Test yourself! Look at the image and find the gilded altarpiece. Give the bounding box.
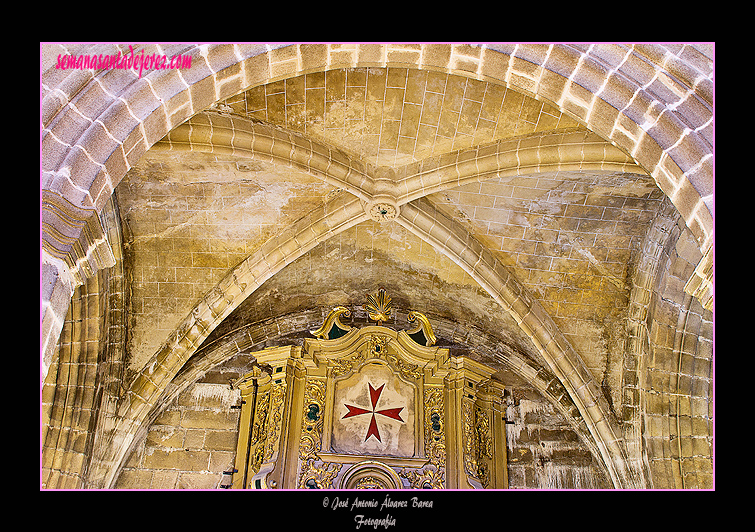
[231,293,508,489]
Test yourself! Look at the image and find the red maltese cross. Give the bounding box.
[342,383,404,442]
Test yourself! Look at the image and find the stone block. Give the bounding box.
[178,472,219,489]
[205,430,237,452]
[151,469,179,489]
[143,448,210,471]
[183,429,206,450]
[357,44,385,66]
[209,451,236,473]
[181,410,238,431]
[146,426,184,449]
[115,469,153,489]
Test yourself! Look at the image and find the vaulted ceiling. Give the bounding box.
[118,65,663,382]
[114,65,668,486]
[41,44,714,489]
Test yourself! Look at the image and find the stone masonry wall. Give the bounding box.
[114,352,606,489]
[642,221,714,489]
[115,382,240,489]
[505,386,610,489]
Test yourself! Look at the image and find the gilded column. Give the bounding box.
[475,379,508,488]
[271,351,309,489]
[443,369,471,489]
[232,368,272,489]
[443,358,503,489]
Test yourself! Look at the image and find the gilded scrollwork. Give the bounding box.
[396,386,447,489]
[424,387,445,470]
[248,389,270,475]
[331,347,369,378]
[407,311,436,346]
[462,399,494,487]
[475,406,493,460]
[264,381,286,462]
[298,378,342,488]
[367,334,390,355]
[399,465,445,489]
[330,335,422,382]
[475,406,493,487]
[462,400,476,479]
[310,306,352,340]
[367,335,422,381]
[379,350,422,381]
[355,475,384,489]
[299,378,326,458]
[299,459,341,489]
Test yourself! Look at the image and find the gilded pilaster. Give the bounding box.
[231,368,272,489]
[443,370,469,489]
[269,351,309,489]
[297,377,340,488]
[475,379,508,488]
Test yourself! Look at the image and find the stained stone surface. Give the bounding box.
[42,45,714,490]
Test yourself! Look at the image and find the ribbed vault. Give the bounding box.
[41,44,714,490]
[97,133,644,488]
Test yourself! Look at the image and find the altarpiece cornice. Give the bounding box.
[230,289,508,489]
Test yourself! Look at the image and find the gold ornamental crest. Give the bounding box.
[365,288,392,325]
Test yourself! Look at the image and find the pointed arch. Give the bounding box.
[41,44,715,371]
[98,191,642,488]
[394,200,639,488]
[41,43,713,489]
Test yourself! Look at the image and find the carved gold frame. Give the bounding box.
[231,297,509,489]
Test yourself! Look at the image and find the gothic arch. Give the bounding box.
[152,112,376,202]
[41,43,714,490]
[155,111,645,206]
[98,188,639,488]
[128,307,611,483]
[395,200,634,487]
[42,44,714,373]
